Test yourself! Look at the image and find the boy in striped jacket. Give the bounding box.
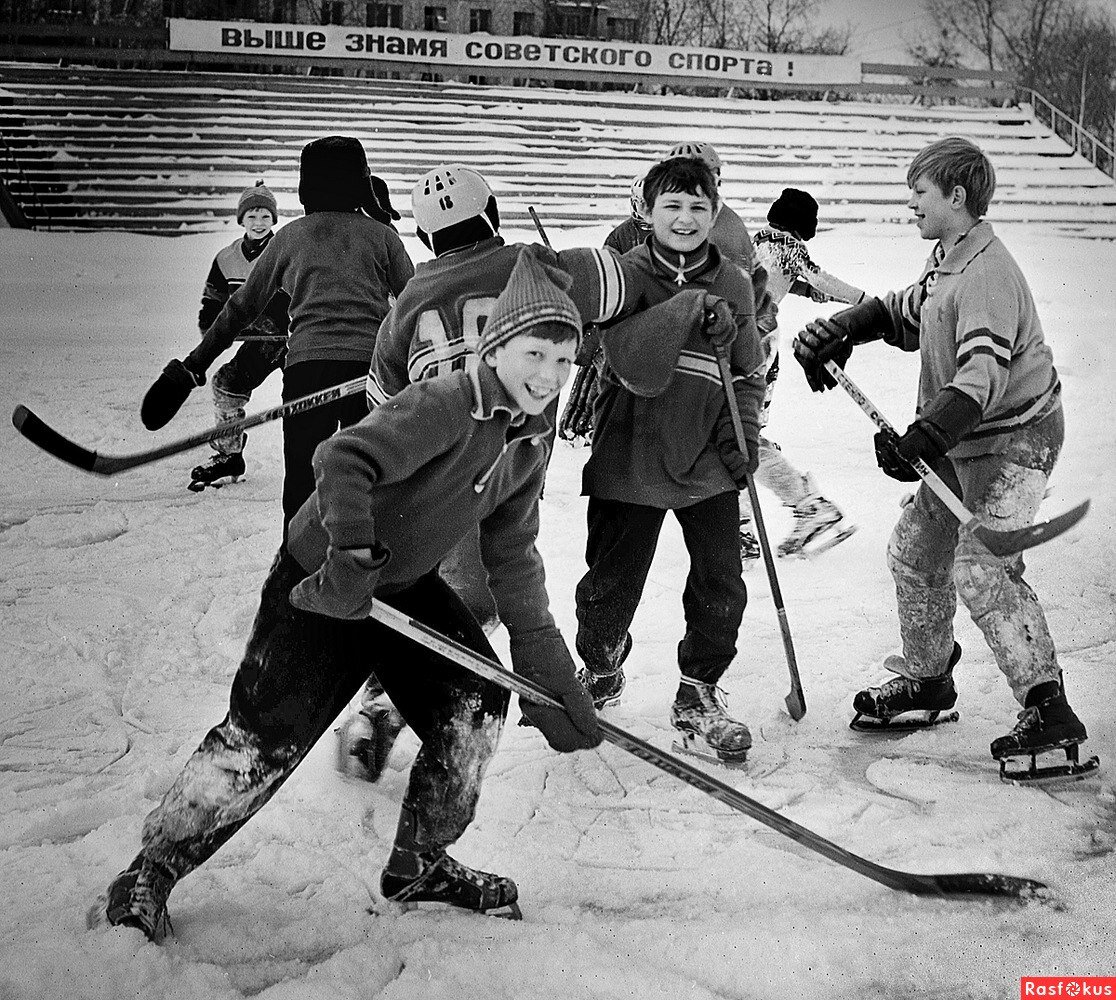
[793,137,1094,782]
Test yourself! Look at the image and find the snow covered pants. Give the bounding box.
[281,360,370,532]
[886,406,1064,704]
[134,548,508,889]
[209,339,286,455]
[575,492,746,689]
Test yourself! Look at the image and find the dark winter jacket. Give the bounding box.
[286,361,557,638]
[585,237,767,509]
[197,233,290,339]
[188,211,415,377]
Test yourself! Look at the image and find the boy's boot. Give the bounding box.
[380,805,521,919]
[188,446,246,492]
[991,677,1099,784]
[576,632,632,710]
[670,676,751,765]
[777,477,855,558]
[336,685,407,782]
[850,642,961,731]
[87,854,175,942]
[738,523,761,566]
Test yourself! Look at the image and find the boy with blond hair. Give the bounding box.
[793,137,1095,783]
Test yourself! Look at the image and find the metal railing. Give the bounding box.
[1019,86,1115,181]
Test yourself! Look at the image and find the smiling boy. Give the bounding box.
[91,247,601,939]
[574,156,767,765]
[793,137,1094,783]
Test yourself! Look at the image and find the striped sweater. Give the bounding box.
[880,221,1060,459]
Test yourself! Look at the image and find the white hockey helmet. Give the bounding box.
[629,172,648,222]
[411,164,494,235]
[666,141,722,176]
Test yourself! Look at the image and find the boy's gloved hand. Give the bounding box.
[793,296,891,392]
[511,631,602,752]
[701,297,737,349]
[873,427,928,481]
[289,544,390,619]
[714,407,758,483]
[140,358,205,430]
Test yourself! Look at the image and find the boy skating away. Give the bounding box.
[188,181,290,491]
[793,137,1095,783]
[90,248,601,941]
[140,136,415,533]
[736,187,863,563]
[575,156,767,764]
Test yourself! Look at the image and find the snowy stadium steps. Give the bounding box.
[2,63,1114,236]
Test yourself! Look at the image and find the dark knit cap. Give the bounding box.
[767,188,819,241]
[237,180,278,223]
[298,136,370,211]
[478,246,581,359]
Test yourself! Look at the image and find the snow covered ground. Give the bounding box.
[0,220,1113,1000]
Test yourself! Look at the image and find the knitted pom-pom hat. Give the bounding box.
[767,187,819,241]
[237,180,278,224]
[478,246,581,359]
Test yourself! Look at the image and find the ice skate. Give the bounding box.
[777,483,856,558]
[188,451,246,491]
[850,643,962,731]
[336,689,407,782]
[87,857,174,942]
[992,680,1099,785]
[738,525,761,567]
[381,853,521,919]
[670,676,751,766]
[576,633,632,710]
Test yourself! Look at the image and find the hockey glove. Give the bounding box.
[793,296,892,392]
[140,358,205,431]
[701,296,737,349]
[713,405,759,485]
[511,630,602,752]
[874,388,983,482]
[288,543,390,620]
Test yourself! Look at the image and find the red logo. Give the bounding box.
[1021,979,1116,998]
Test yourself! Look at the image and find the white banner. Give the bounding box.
[168,19,861,85]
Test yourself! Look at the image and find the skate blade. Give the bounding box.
[187,474,242,492]
[998,744,1101,786]
[380,898,523,920]
[850,709,959,733]
[780,524,857,560]
[671,736,749,767]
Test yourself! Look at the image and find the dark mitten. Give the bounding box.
[793,296,892,392]
[140,358,205,430]
[713,405,759,485]
[874,388,983,482]
[702,296,737,349]
[511,630,601,752]
[288,544,390,619]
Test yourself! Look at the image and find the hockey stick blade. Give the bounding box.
[12,376,365,477]
[972,499,1090,557]
[367,599,1051,903]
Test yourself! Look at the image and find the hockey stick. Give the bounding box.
[367,598,1049,902]
[527,205,551,249]
[713,347,806,721]
[825,362,1090,557]
[11,376,366,477]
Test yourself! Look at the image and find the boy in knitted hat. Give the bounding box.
[140,135,415,531]
[734,187,865,562]
[90,246,601,939]
[187,180,290,491]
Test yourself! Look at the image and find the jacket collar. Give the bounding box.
[649,235,719,286]
[467,361,553,437]
[935,220,995,274]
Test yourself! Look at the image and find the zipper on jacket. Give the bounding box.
[473,432,542,494]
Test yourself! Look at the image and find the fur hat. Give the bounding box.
[767,188,818,241]
[478,247,581,359]
[298,136,371,211]
[237,180,278,224]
